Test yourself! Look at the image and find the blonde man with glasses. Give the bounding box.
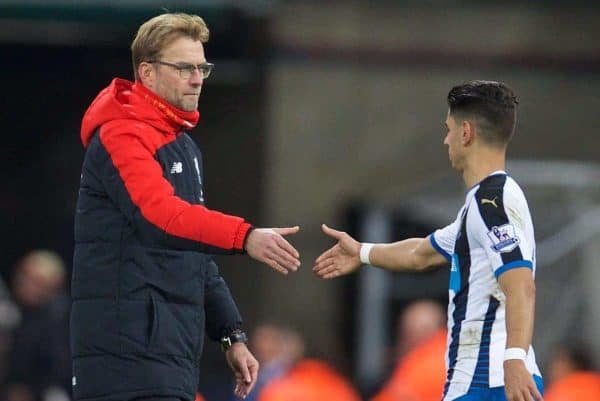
[72,13,300,401]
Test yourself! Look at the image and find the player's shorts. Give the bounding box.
[449,375,543,401]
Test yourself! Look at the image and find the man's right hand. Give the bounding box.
[244,227,301,274]
[313,224,362,279]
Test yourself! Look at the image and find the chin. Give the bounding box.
[181,103,198,112]
[448,156,455,168]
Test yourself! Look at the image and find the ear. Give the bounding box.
[461,120,475,146]
[138,62,155,87]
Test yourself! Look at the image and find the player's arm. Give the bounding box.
[498,268,536,359]
[313,224,447,279]
[369,237,447,272]
[498,268,542,401]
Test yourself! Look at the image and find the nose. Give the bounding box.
[188,68,204,85]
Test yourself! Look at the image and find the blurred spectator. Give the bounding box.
[0,276,21,383]
[544,342,600,401]
[0,277,21,330]
[2,250,70,401]
[247,323,360,401]
[393,299,446,360]
[371,299,447,401]
[236,323,301,401]
[258,359,362,401]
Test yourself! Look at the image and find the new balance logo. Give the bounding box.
[170,162,183,174]
[481,197,499,208]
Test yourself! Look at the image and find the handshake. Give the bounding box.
[244,224,362,279]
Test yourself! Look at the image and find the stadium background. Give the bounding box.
[1,0,599,400]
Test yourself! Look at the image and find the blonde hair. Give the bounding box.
[131,13,210,80]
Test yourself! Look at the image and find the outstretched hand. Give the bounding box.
[225,343,259,399]
[313,224,362,279]
[244,226,301,274]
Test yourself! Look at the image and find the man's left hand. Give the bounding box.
[225,342,259,399]
[503,360,543,401]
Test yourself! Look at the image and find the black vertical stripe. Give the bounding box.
[469,297,500,389]
[475,174,523,265]
[443,208,472,398]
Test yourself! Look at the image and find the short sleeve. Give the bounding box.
[474,188,534,278]
[429,209,463,262]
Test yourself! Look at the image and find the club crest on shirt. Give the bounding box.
[487,223,520,253]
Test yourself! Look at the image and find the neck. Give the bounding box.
[462,146,506,188]
[132,81,199,130]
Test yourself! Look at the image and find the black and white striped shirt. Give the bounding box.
[430,171,542,400]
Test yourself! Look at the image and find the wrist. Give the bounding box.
[220,330,248,352]
[504,347,527,362]
[242,227,255,254]
[360,243,374,264]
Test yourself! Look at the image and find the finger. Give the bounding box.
[313,257,334,272]
[313,258,335,273]
[234,375,243,397]
[272,226,300,236]
[316,265,340,278]
[266,258,288,275]
[321,223,345,240]
[528,380,543,401]
[249,360,259,383]
[515,389,527,401]
[315,246,337,265]
[269,246,300,271]
[240,361,251,384]
[263,250,291,272]
[236,377,250,398]
[273,235,301,260]
[322,270,344,279]
[524,386,538,401]
[269,240,301,268]
[245,367,258,394]
[313,259,335,274]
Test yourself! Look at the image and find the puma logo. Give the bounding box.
[481,197,499,208]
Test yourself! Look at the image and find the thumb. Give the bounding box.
[239,360,251,383]
[321,224,344,239]
[272,226,300,236]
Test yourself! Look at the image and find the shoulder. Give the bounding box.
[502,176,529,205]
[473,174,529,213]
[499,176,532,228]
[475,174,507,199]
[99,120,173,155]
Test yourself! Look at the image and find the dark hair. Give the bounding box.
[447,80,518,146]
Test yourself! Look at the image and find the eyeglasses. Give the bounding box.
[149,60,214,80]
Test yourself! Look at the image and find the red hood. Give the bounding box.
[80,78,200,147]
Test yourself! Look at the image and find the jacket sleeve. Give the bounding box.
[204,258,243,340]
[95,123,251,253]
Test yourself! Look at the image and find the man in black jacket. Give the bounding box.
[71,13,300,401]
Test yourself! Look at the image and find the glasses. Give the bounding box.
[149,60,214,80]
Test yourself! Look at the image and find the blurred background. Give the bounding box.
[1,0,599,400]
